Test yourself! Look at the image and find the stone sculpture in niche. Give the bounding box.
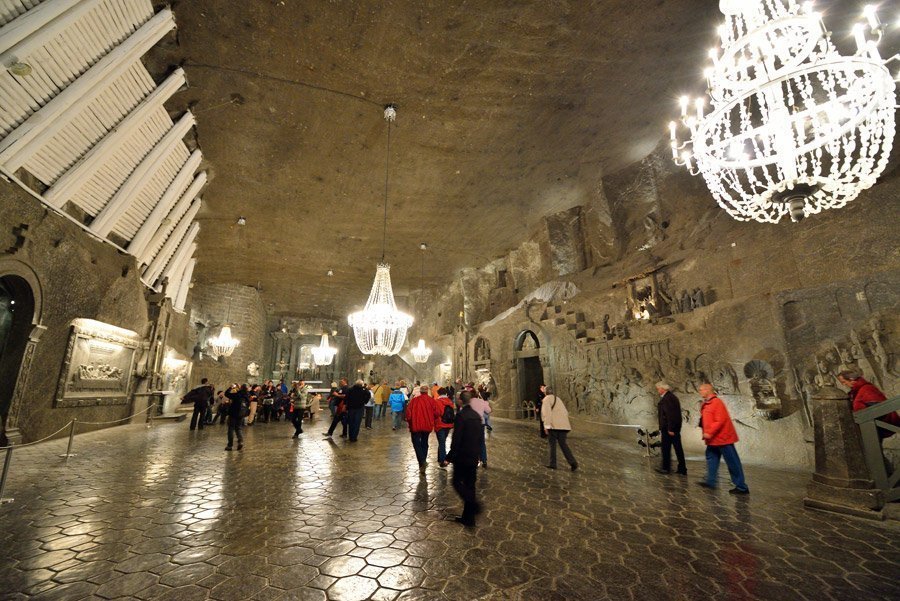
[474,338,491,362]
[744,359,782,419]
[77,363,124,382]
[601,314,612,339]
[247,361,260,377]
[848,329,878,384]
[690,288,706,310]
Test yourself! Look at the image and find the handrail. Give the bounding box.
[852,395,900,423]
[490,406,642,429]
[852,395,900,503]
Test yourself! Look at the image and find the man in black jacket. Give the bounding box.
[447,391,484,527]
[345,380,370,442]
[224,384,248,451]
[655,381,686,475]
[186,379,214,431]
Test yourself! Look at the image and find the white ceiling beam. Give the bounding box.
[43,68,187,208]
[131,161,205,264]
[0,0,103,65]
[90,111,195,238]
[164,240,196,294]
[173,258,196,313]
[142,202,200,284]
[0,8,175,172]
[147,221,198,287]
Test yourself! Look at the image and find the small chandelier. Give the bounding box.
[208,325,239,358]
[311,333,337,366]
[348,105,414,356]
[670,1,897,223]
[207,295,240,358]
[411,243,432,364]
[411,338,432,364]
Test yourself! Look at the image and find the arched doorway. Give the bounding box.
[0,275,36,443]
[514,330,544,413]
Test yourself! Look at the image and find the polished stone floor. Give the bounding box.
[0,415,898,601]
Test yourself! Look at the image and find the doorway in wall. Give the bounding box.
[0,275,36,424]
[515,330,544,409]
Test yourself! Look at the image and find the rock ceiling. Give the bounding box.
[149,0,877,317]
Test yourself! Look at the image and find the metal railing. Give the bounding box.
[0,403,157,505]
[853,395,900,503]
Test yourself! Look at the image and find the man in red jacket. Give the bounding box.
[406,385,442,472]
[698,383,749,494]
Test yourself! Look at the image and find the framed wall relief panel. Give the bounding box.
[55,319,143,408]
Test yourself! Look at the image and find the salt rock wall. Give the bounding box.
[410,143,900,470]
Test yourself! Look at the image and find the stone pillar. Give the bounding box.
[509,358,520,417]
[288,335,300,380]
[803,385,884,518]
[5,324,47,444]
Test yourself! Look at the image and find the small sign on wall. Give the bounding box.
[54,319,142,408]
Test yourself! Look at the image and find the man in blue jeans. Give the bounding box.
[698,383,749,494]
[344,380,370,442]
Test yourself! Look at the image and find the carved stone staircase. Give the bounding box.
[538,303,603,344]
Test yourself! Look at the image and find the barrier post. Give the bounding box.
[0,447,13,504]
[59,419,77,461]
[146,401,155,428]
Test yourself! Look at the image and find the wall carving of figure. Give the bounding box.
[601,314,612,339]
[743,359,782,419]
[690,288,706,311]
[869,317,894,380]
[848,328,878,385]
[474,338,491,362]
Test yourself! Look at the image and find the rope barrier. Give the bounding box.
[0,402,157,504]
[77,402,156,426]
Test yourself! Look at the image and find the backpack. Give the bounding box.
[440,403,455,425]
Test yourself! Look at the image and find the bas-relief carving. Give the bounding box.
[55,320,142,408]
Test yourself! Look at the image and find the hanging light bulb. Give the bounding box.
[349,105,414,355]
[670,0,897,223]
[411,338,432,364]
[310,333,337,366]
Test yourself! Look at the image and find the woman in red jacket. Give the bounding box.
[698,383,749,494]
[434,388,456,468]
[838,370,898,439]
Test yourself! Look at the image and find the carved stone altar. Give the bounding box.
[803,385,884,519]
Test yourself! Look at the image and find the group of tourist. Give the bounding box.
[181,366,897,526]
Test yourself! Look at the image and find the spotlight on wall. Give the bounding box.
[236,216,246,226]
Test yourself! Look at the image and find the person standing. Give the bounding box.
[389,384,408,431]
[838,369,900,439]
[212,390,229,425]
[434,388,455,467]
[224,384,248,451]
[468,391,492,468]
[186,378,214,431]
[345,380,369,442]
[655,382,687,475]
[698,383,749,494]
[447,391,484,527]
[372,380,390,419]
[540,387,579,471]
[406,385,441,472]
[364,384,376,429]
[247,385,260,426]
[290,389,305,439]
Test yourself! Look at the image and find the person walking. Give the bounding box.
[323,390,348,439]
[468,391,492,468]
[224,384,248,451]
[212,390,229,425]
[655,381,687,475]
[535,384,548,438]
[186,378,214,431]
[434,388,455,467]
[406,385,441,472]
[447,391,484,527]
[540,387,579,471]
[698,383,749,494]
[389,384,408,431]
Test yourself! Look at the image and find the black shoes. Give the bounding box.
[697,481,715,489]
[454,516,476,528]
[545,465,557,470]
[729,487,750,495]
[224,446,232,451]
[571,463,578,472]
[237,444,243,451]
[656,468,671,474]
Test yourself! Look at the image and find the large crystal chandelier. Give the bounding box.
[670,0,897,223]
[348,105,413,355]
[410,243,432,364]
[208,325,239,358]
[310,333,337,366]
